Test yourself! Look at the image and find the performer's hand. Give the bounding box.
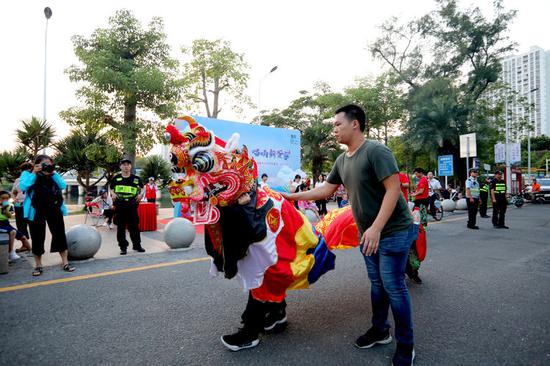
[111,192,118,200]
[361,227,381,256]
[33,164,42,174]
[469,197,474,203]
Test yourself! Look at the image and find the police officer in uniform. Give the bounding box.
[490,170,509,229]
[478,177,491,218]
[465,168,481,229]
[110,157,146,255]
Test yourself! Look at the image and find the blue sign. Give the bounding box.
[174,116,301,191]
[438,155,454,176]
[473,158,480,169]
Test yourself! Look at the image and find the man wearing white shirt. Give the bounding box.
[427,172,442,217]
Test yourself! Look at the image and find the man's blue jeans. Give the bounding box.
[361,224,416,346]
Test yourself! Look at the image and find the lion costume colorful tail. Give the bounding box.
[165,116,360,303]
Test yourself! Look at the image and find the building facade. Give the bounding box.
[500,46,550,138]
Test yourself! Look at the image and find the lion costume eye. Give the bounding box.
[192,151,215,173]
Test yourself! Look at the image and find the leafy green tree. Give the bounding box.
[54,129,106,191]
[371,0,517,179]
[181,39,251,118]
[15,117,56,158]
[136,155,172,188]
[260,87,345,181]
[66,9,180,165]
[344,75,405,144]
[0,148,28,184]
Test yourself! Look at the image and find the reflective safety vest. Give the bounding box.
[480,184,489,193]
[113,176,141,200]
[494,181,506,195]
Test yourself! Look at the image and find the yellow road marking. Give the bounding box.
[0,257,210,293]
[430,215,468,224]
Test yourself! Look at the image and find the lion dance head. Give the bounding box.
[165,116,258,224]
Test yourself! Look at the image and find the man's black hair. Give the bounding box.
[261,173,268,179]
[335,104,367,132]
[0,190,10,197]
[294,174,301,180]
[413,167,424,174]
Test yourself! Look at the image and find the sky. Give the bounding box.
[1,0,549,153]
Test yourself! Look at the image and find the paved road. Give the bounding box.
[1,205,549,365]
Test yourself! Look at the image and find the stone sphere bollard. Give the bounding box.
[441,199,456,212]
[164,218,196,249]
[455,198,467,210]
[67,225,102,260]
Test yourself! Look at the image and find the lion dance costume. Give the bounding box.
[165,116,359,351]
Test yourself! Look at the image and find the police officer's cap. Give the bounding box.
[469,168,478,173]
[119,157,132,165]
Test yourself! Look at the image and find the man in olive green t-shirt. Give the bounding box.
[282,105,416,366]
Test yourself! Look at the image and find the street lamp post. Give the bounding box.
[258,66,278,123]
[43,7,52,122]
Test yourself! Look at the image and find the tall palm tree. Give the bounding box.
[16,117,56,158]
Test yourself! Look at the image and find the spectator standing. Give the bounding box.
[110,158,146,255]
[259,173,269,189]
[145,177,159,203]
[314,174,328,216]
[491,170,508,229]
[11,162,33,252]
[335,184,346,207]
[290,175,302,209]
[399,171,410,202]
[410,168,429,226]
[465,168,480,230]
[427,172,442,217]
[20,155,75,276]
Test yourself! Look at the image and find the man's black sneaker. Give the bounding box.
[467,225,479,230]
[133,247,146,253]
[120,249,127,255]
[354,327,392,349]
[264,310,287,332]
[392,343,415,366]
[481,215,491,218]
[499,225,509,229]
[221,328,260,351]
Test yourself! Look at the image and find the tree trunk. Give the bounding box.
[212,77,220,118]
[384,121,388,146]
[124,102,138,167]
[201,71,212,118]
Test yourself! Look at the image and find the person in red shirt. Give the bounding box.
[145,177,158,203]
[399,171,410,202]
[410,167,429,224]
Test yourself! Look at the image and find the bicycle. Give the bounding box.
[430,197,444,221]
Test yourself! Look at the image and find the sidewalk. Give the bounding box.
[13,207,204,269]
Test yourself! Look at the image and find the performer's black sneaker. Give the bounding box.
[264,310,287,332]
[221,328,259,351]
[120,249,127,255]
[133,246,146,253]
[392,343,415,366]
[498,225,509,229]
[355,327,392,349]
